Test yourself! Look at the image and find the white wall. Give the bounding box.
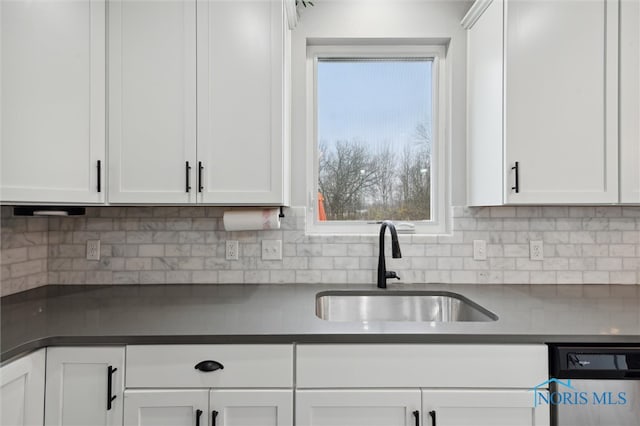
[289,0,472,208]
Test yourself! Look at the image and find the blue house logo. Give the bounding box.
[530,378,627,407]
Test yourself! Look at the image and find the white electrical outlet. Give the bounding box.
[530,240,544,261]
[262,240,282,260]
[86,240,100,260]
[473,240,487,261]
[226,240,239,260]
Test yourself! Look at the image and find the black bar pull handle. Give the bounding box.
[511,161,519,193]
[195,409,203,426]
[194,360,224,372]
[212,410,219,426]
[107,366,117,410]
[413,410,420,426]
[186,161,192,192]
[198,162,204,192]
[429,410,436,426]
[97,160,102,193]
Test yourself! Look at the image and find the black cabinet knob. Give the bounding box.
[194,360,224,372]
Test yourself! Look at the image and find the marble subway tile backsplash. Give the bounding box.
[2,205,640,296]
[46,205,640,287]
[0,206,49,296]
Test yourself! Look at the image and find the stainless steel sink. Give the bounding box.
[316,290,498,322]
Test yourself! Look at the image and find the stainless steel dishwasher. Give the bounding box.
[549,345,640,426]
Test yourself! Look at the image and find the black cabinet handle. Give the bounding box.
[97,160,102,193]
[511,161,519,193]
[195,409,202,426]
[186,161,192,192]
[198,162,204,192]
[107,366,117,410]
[212,410,219,426]
[194,360,224,372]
[413,410,419,426]
[429,410,436,426]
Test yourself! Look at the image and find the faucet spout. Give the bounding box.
[377,220,402,289]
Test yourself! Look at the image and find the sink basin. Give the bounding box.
[315,290,498,322]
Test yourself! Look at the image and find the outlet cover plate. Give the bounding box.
[262,240,282,260]
[86,240,100,260]
[226,240,239,260]
[530,240,544,261]
[473,240,487,261]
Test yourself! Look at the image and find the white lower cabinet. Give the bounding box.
[0,349,46,426]
[296,390,421,426]
[422,390,547,426]
[123,389,292,426]
[210,389,293,426]
[7,344,549,426]
[123,345,294,426]
[296,344,550,426]
[123,389,209,426]
[296,390,546,426]
[44,347,125,426]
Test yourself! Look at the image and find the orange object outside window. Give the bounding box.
[317,192,327,221]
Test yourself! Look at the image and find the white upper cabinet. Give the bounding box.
[0,0,105,204]
[620,0,640,203]
[108,0,290,205]
[464,0,619,205]
[465,0,504,206]
[504,0,618,204]
[108,0,197,204]
[196,0,289,205]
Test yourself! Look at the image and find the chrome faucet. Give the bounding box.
[377,220,402,289]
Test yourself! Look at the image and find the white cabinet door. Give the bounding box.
[0,0,105,204]
[197,0,289,205]
[422,390,549,426]
[504,0,618,204]
[108,0,197,204]
[123,389,209,426]
[210,389,292,426]
[45,347,124,426]
[296,389,421,426]
[620,0,640,203]
[0,349,45,426]
[465,0,504,206]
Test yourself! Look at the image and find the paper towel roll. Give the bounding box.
[223,209,281,231]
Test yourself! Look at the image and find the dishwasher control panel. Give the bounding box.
[550,346,640,379]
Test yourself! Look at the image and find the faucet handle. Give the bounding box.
[386,271,400,280]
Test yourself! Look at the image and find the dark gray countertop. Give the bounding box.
[2,283,640,362]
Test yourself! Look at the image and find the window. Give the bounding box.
[307,45,448,234]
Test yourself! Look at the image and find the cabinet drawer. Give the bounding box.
[126,345,292,388]
[297,344,547,388]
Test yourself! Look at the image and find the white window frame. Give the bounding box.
[306,44,449,235]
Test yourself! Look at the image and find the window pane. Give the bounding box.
[317,59,433,222]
